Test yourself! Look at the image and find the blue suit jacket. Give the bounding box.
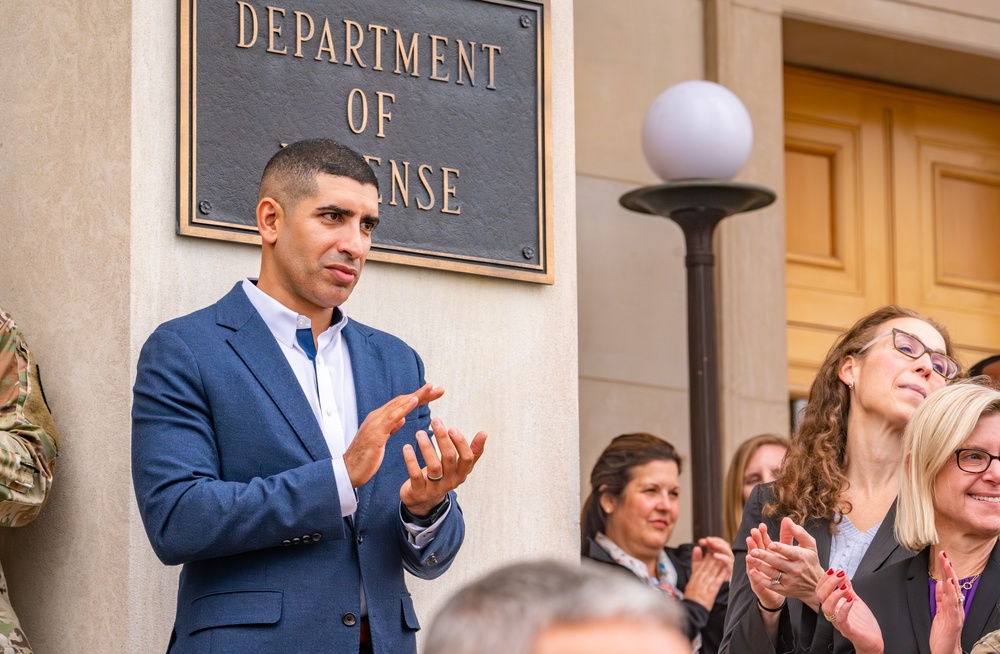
[132,283,464,653]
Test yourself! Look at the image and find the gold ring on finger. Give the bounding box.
[824,611,837,622]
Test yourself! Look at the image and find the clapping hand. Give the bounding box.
[399,416,487,517]
[816,568,884,654]
[747,517,825,610]
[684,536,734,610]
[929,551,964,654]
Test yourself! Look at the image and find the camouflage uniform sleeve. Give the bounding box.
[0,306,59,528]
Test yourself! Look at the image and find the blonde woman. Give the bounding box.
[818,380,1000,653]
[723,434,788,543]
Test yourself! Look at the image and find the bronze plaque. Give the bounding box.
[179,0,553,283]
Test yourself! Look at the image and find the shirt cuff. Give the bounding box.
[332,457,358,518]
[399,496,452,549]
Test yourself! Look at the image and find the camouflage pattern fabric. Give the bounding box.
[974,630,1000,654]
[0,306,60,654]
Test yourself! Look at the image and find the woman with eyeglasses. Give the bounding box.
[720,306,960,654]
[818,380,1000,653]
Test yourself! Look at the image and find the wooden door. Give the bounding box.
[785,67,1000,395]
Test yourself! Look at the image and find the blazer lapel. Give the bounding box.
[343,322,388,529]
[905,549,933,654]
[814,520,832,569]
[217,285,331,463]
[961,539,1000,652]
[856,500,906,577]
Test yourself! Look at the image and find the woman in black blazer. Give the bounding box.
[722,306,960,654]
[819,380,1000,654]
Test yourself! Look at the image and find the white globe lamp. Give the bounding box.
[641,80,754,181]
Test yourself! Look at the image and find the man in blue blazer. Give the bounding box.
[132,139,488,653]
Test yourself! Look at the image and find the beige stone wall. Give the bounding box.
[1,0,578,651]
[0,1,134,651]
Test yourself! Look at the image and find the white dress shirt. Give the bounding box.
[241,279,447,546]
[243,278,360,516]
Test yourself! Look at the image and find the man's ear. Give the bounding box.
[257,197,283,245]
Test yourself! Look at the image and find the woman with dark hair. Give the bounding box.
[723,434,789,543]
[582,433,733,654]
[719,306,961,653]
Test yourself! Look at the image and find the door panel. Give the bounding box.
[894,102,1000,359]
[784,69,892,394]
[786,67,1000,392]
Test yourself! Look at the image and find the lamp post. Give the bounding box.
[619,82,776,539]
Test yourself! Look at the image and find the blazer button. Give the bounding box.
[302,534,311,543]
[427,554,438,565]
[292,537,301,545]
[282,539,291,547]
[342,612,357,627]
[312,532,322,542]
[357,533,364,545]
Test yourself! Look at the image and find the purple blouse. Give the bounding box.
[928,575,981,619]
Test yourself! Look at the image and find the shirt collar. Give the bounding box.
[241,278,348,350]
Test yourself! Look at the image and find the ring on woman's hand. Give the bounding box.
[824,610,838,622]
[427,474,444,482]
[770,571,783,585]
[957,594,965,604]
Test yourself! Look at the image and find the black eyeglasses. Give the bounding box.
[955,448,1000,473]
[858,328,960,380]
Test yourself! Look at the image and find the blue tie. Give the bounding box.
[296,328,317,361]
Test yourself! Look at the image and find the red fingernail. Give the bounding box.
[836,571,845,578]
[827,568,834,575]
[943,551,948,559]
[847,596,853,602]
[840,584,848,591]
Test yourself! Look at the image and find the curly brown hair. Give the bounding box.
[765,306,956,529]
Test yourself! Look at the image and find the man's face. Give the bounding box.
[262,173,379,316]
[533,618,690,654]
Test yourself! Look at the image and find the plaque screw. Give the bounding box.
[520,15,532,28]
[522,246,535,259]
[198,200,213,215]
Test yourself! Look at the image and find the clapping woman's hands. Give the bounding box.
[745,524,785,611]
[684,536,734,611]
[929,551,964,654]
[747,517,826,610]
[817,568,884,654]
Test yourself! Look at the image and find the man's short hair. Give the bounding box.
[258,138,379,210]
[423,560,684,654]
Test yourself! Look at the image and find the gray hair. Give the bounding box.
[423,559,685,654]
